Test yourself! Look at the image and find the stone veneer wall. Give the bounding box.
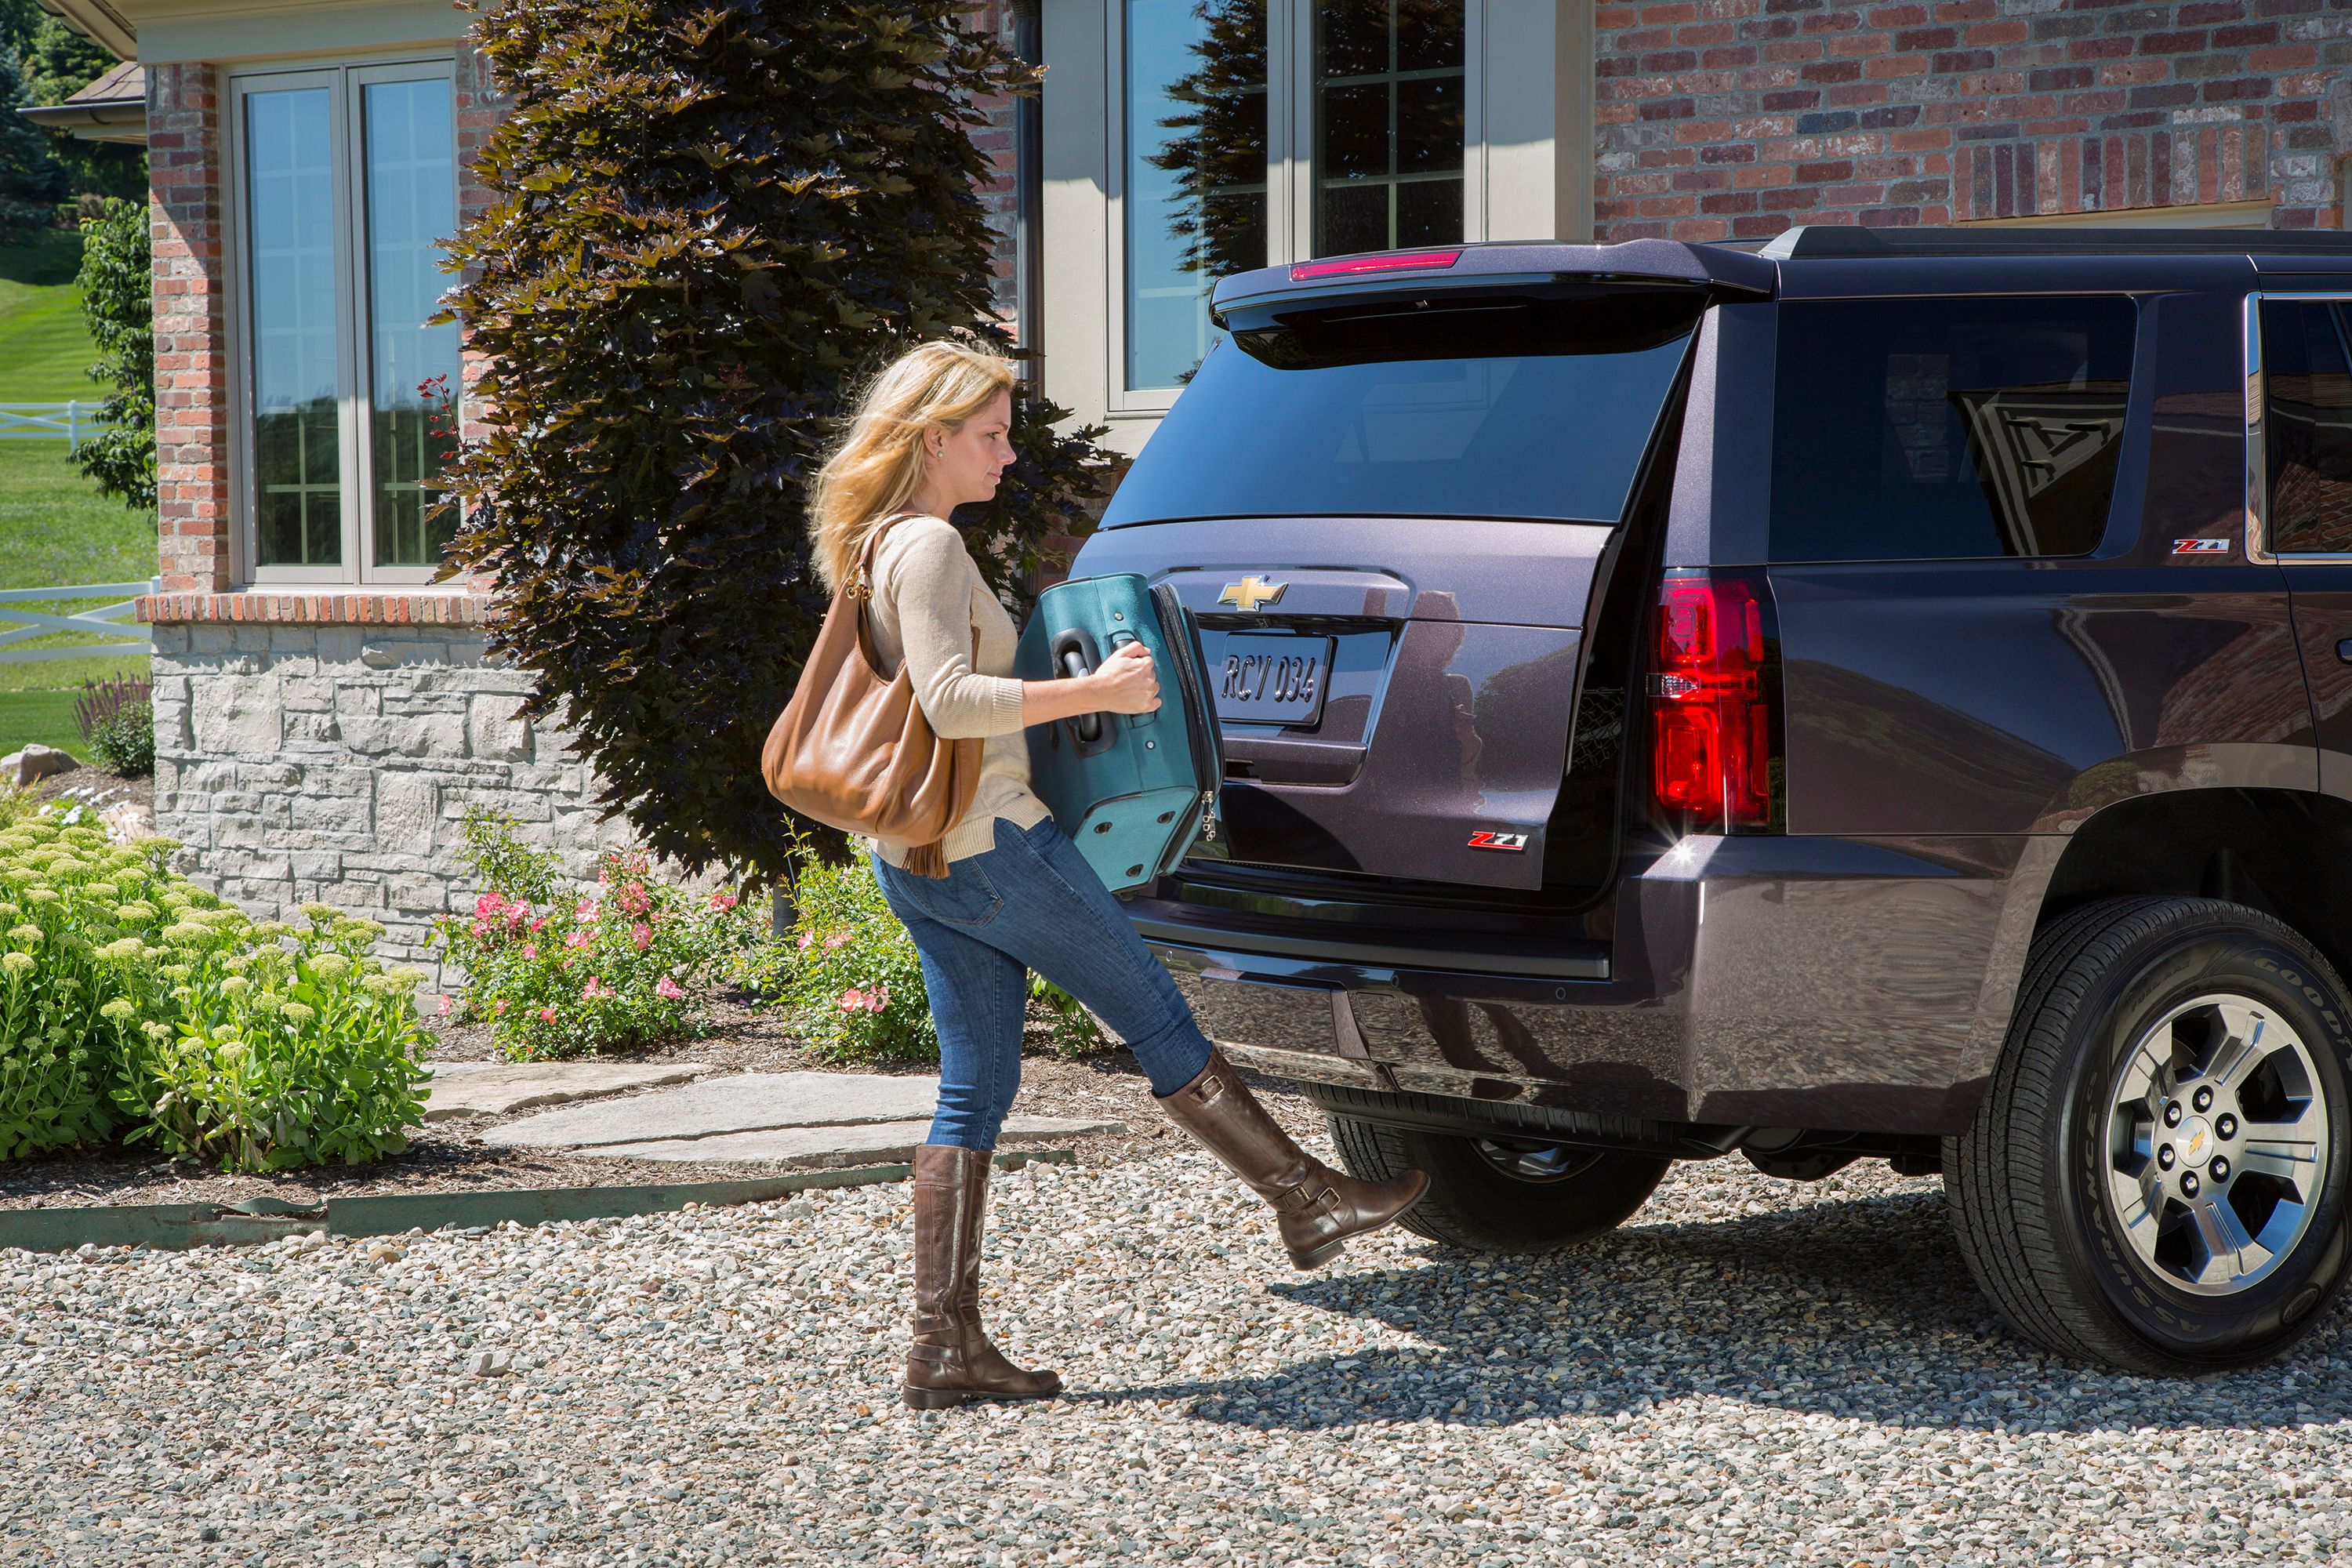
[151,618,637,979]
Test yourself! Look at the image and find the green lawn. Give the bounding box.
[0,230,101,405]
[0,235,156,763]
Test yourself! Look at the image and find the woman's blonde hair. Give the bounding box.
[808,341,1019,593]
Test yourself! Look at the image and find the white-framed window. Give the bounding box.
[1109,0,1482,411]
[227,57,460,586]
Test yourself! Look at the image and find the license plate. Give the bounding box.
[1214,633,1331,727]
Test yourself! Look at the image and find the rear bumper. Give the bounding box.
[1136,833,2034,1138]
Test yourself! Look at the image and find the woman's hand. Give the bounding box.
[1088,638,1161,714]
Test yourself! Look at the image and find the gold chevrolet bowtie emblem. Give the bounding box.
[1218,575,1288,612]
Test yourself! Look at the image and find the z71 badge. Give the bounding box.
[1467,831,1529,851]
[2172,537,2231,555]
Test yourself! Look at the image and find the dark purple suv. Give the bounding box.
[1066,225,2352,1374]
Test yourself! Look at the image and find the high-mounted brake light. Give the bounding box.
[1287,249,1463,282]
[1650,574,1774,831]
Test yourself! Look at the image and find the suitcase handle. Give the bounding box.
[1050,627,1107,746]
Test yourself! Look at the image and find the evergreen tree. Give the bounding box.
[441,0,1109,882]
[0,45,67,239]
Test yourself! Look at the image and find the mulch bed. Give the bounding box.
[0,993,1323,1214]
[22,757,153,826]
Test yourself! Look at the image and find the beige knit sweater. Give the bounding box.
[862,514,1051,869]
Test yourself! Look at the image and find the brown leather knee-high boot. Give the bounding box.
[1159,1049,1429,1269]
[902,1144,1062,1410]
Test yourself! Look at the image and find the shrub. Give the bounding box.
[76,674,154,777]
[772,851,938,1065]
[0,812,431,1169]
[70,196,156,510]
[439,0,1109,888]
[432,810,759,1060]
[764,848,1110,1065]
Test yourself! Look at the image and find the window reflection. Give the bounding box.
[363,78,460,568]
[1127,0,1267,391]
[1315,0,1465,258]
[2263,299,2352,554]
[247,87,341,568]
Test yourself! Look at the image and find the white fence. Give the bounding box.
[0,403,114,444]
[0,581,158,665]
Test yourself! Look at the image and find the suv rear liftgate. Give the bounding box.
[1073,242,1770,1108]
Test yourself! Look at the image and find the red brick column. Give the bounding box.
[1594,0,2352,243]
[148,63,232,594]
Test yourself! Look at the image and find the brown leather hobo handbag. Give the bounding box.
[762,515,983,878]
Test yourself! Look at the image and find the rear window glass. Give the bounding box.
[1103,289,1700,526]
[1768,296,2137,563]
[2260,298,2352,554]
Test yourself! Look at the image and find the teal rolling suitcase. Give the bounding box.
[1015,574,1222,895]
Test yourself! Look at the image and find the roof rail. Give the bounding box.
[1756,226,2352,260]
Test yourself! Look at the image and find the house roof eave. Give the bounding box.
[34,0,137,61]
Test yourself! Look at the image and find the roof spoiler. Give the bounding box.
[1208,238,1776,318]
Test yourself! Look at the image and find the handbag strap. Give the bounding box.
[849,511,982,667]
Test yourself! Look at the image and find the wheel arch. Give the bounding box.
[1949,788,2352,1128]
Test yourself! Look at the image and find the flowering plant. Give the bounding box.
[431,810,759,1059]
[770,851,936,1063]
[0,810,430,1171]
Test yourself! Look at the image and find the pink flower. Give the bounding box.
[521,942,538,961]
[469,920,490,939]
[618,884,651,916]
[475,892,506,919]
[824,931,853,950]
[561,956,575,971]
[838,988,866,1011]
[493,998,506,1017]
[582,976,610,1000]
[538,1007,557,1023]
[576,897,600,922]
[632,923,652,952]
[655,975,685,1000]
[530,916,546,933]
[706,892,739,913]
[866,985,889,1013]
[437,994,452,1014]
[795,931,813,951]
[565,931,591,950]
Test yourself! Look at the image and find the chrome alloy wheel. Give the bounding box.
[1472,1138,1603,1185]
[2104,993,2333,1297]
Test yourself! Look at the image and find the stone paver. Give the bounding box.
[422,1061,710,1123]
[479,1072,944,1150]
[576,1115,1128,1169]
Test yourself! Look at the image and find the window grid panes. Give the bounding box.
[363,78,462,568]
[246,86,343,568]
[239,64,457,580]
[1313,0,1465,258]
[1125,0,1269,393]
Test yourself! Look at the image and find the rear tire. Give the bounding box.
[1946,896,2352,1374]
[1327,1114,1668,1254]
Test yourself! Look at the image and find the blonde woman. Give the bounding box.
[808,341,1427,1409]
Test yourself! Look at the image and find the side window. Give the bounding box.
[1769,296,2137,563]
[2259,299,2352,555]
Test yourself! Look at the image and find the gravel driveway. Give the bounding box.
[5,1148,2348,1566]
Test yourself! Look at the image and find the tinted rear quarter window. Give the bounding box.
[1104,288,1700,526]
[2260,298,2352,554]
[1769,296,2138,563]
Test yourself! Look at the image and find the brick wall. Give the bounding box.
[147,63,230,595]
[1595,0,2352,241]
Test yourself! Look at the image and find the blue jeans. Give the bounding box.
[869,816,1215,1151]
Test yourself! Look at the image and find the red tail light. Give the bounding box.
[1288,249,1463,282]
[1650,573,1774,830]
